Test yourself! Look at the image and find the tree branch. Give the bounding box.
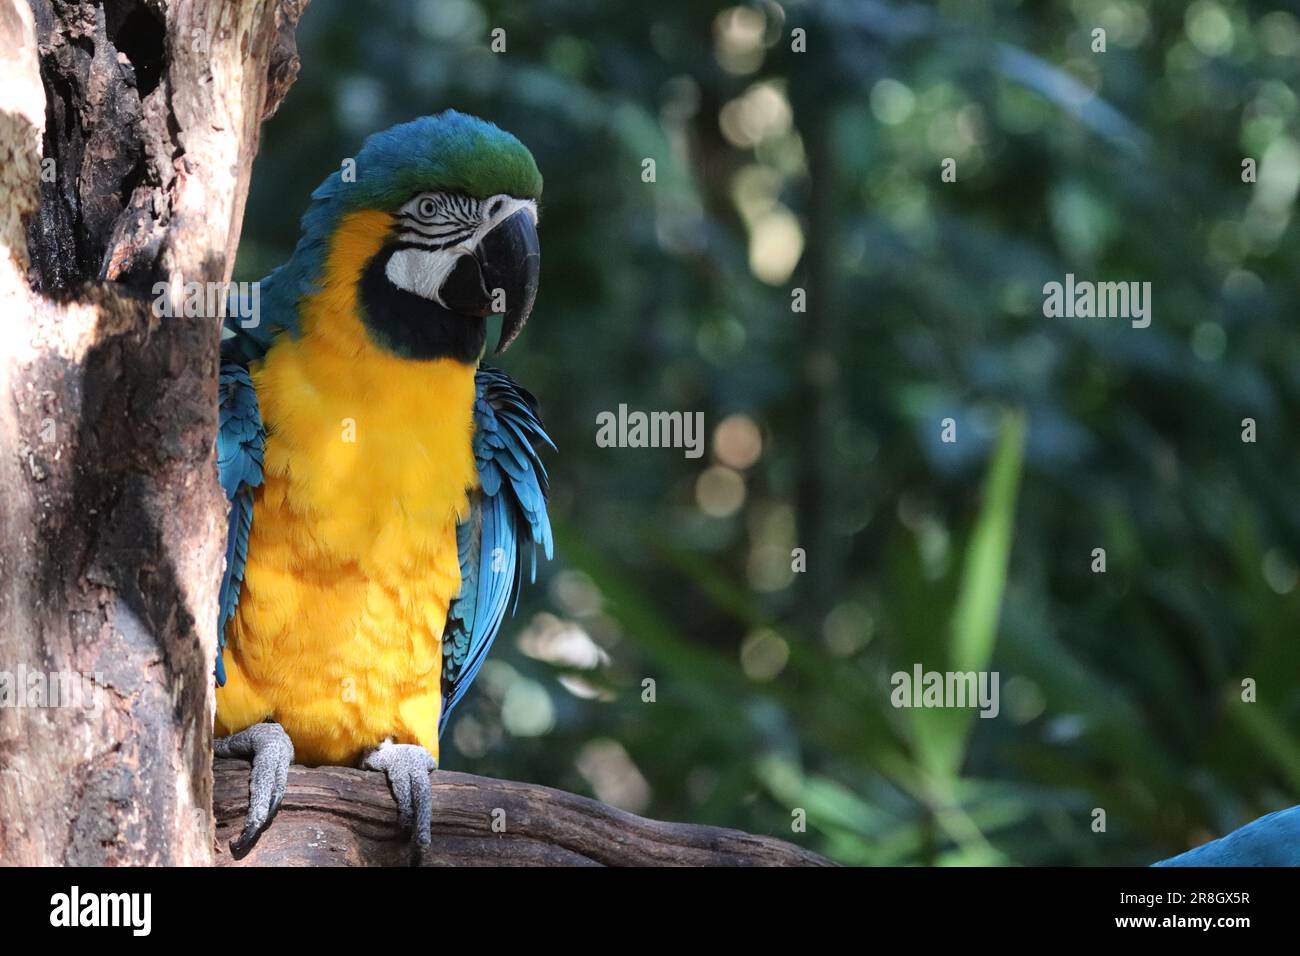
[213,759,832,867]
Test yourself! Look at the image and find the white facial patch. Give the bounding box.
[386,192,538,302]
[385,247,461,303]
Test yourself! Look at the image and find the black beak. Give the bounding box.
[477,209,540,354]
[437,209,539,353]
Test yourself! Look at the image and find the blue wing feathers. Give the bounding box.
[215,364,266,687]
[440,366,554,735]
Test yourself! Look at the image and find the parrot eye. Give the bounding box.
[416,197,440,219]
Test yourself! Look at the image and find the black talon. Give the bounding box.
[214,721,294,857]
[362,742,439,851]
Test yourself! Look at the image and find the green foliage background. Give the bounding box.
[235,0,1300,865]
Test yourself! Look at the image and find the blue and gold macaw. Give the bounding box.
[1153,806,1300,866]
[214,111,553,851]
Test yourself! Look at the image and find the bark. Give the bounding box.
[214,759,831,867]
[0,0,306,866]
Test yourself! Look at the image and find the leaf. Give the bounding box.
[912,409,1026,781]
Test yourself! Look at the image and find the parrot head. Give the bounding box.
[277,111,543,362]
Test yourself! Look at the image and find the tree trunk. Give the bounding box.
[0,0,306,866]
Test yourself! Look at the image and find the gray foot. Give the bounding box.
[214,721,294,856]
[362,741,438,848]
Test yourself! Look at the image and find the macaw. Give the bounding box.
[214,111,553,852]
[1153,805,1300,866]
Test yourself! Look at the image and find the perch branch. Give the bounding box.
[214,759,831,867]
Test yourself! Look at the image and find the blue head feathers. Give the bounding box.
[227,111,542,360]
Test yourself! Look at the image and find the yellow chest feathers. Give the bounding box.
[251,340,478,577]
[215,210,480,764]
